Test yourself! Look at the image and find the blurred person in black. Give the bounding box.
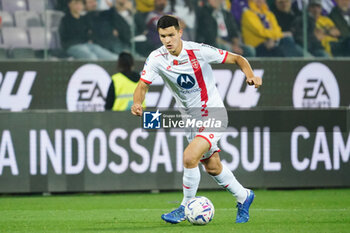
[271,0,297,32]
[329,0,350,56]
[115,0,134,26]
[105,52,145,111]
[169,0,197,41]
[59,0,119,60]
[290,0,329,57]
[145,0,170,49]
[196,0,255,57]
[86,0,131,54]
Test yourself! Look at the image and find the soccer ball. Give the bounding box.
[184,196,215,225]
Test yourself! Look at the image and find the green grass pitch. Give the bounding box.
[0,189,349,233]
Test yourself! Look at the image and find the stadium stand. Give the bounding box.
[28,27,57,50]
[1,0,27,13]
[28,0,46,12]
[42,10,65,29]
[0,11,14,26]
[2,27,36,59]
[2,27,30,48]
[14,10,42,28]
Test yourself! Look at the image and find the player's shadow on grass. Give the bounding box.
[84,224,190,232]
[83,220,192,232]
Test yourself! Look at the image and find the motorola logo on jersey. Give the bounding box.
[177,74,196,89]
[293,62,339,108]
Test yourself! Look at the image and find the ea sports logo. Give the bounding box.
[293,62,339,108]
[177,74,196,89]
[66,64,111,111]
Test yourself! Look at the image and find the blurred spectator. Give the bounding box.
[230,0,248,24]
[103,0,153,58]
[293,0,335,15]
[54,0,69,12]
[308,0,350,56]
[86,0,131,54]
[136,0,155,13]
[59,0,119,60]
[134,0,155,42]
[97,0,113,10]
[241,0,303,57]
[329,0,350,56]
[271,0,296,32]
[196,0,255,56]
[54,0,112,12]
[105,52,145,111]
[290,5,329,56]
[271,0,306,55]
[85,0,99,11]
[169,0,197,40]
[115,0,134,26]
[131,0,169,56]
[145,0,171,49]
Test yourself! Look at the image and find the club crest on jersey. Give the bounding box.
[177,74,196,89]
[173,59,188,66]
[190,58,199,70]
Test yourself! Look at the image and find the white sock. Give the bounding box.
[181,166,200,206]
[212,164,248,204]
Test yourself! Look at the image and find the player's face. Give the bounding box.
[158,26,183,56]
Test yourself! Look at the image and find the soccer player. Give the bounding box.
[131,15,262,224]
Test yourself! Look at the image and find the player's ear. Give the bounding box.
[178,28,183,37]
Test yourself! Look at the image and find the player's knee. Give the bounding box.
[183,152,199,168]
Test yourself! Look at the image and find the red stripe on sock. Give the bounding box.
[183,184,190,189]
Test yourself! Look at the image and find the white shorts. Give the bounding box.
[182,107,228,161]
[185,128,225,162]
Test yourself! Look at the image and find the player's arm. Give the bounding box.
[131,80,149,116]
[224,52,262,88]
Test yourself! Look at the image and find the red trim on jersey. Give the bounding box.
[185,49,208,116]
[200,150,221,162]
[224,184,229,188]
[195,135,212,150]
[222,51,229,64]
[183,184,190,189]
[155,53,169,57]
[140,78,152,84]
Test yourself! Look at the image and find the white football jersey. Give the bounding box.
[141,41,228,116]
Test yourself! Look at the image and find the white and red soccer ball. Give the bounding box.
[185,196,215,225]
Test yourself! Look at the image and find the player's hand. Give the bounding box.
[246,76,262,88]
[131,104,143,116]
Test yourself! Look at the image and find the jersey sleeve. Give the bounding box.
[140,53,161,84]
[199,43,229,64]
